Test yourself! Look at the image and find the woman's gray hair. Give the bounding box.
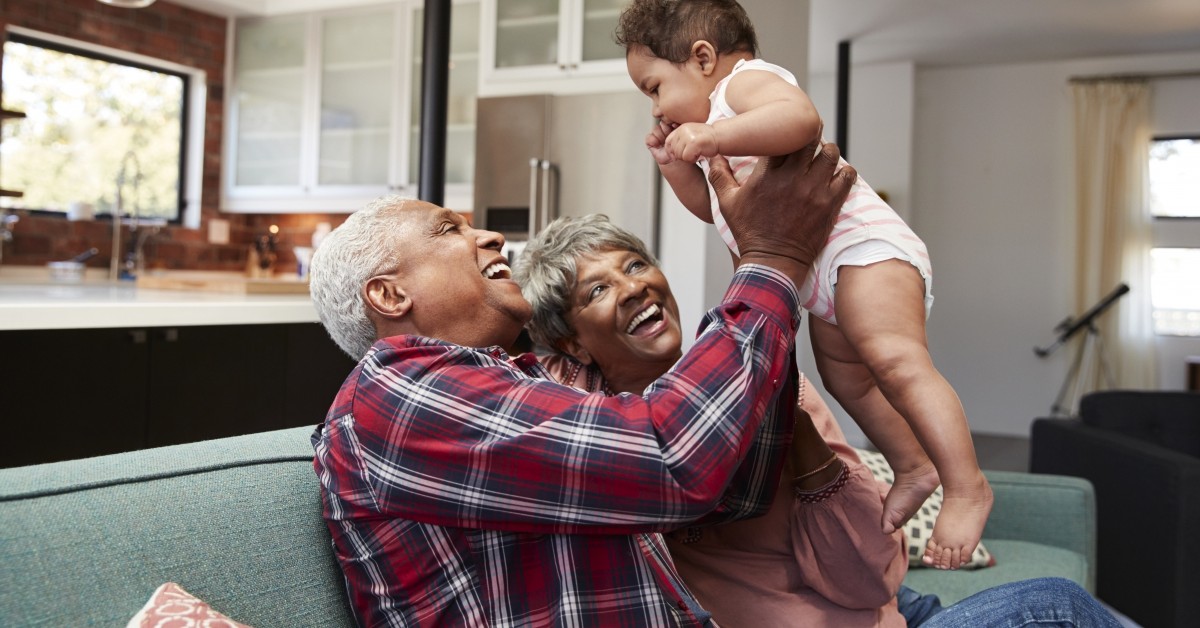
[309,195,408,359]
[513,214,658,350]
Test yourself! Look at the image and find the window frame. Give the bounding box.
[3,26,207,229]
[1148,134,1200,337]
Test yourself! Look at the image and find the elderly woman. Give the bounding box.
[513,214,1121,628]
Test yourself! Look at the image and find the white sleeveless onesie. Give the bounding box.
[699,59,933,325]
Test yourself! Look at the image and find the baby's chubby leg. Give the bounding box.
[809,316,938,536]
[834,260,993,570]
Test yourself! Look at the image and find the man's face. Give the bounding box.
[626,45,712,128]
[564,247,683,388]
[384,202,532,348]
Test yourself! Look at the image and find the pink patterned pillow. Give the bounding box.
[126,582,251,628]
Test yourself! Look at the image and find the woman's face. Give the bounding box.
[562,247,683,389]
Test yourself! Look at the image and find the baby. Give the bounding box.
[616,0,992,569]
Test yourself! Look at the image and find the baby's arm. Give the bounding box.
[668,70,821,161]
[647,121,714,223]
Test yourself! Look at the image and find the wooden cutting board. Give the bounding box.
[136,271,310,295]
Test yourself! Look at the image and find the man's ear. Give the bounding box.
[556,336,593,366]
[691,40,717,76]
[364,274,412,321]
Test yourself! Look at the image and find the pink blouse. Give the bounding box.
[540,354,909,627]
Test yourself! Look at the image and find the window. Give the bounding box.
[1148,136,1200,336]
[0,32,191,222]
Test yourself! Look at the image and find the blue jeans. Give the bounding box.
[901,578,1122,628]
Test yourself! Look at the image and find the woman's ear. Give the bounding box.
[691,40,717,76]
[364,274,412,321]
[557,336,594,366]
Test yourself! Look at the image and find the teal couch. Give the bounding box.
[0,426,1095,625]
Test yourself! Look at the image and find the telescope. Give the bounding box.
[1036,282,1130,416]
[1035,283,1130,358]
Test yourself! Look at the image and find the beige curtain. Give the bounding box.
[1071,80,1156,391]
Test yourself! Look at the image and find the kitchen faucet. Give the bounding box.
[111,150,144,280]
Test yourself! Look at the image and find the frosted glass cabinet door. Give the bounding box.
[410,2,479,186]
[233,17,306,187]
[580,0,625,62]
[319,11,396,186]
[494,0,560,68]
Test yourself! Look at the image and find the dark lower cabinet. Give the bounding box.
[0,323,357,467]
[2,327,150,467]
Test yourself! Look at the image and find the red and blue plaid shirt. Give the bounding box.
[312,265,803,627]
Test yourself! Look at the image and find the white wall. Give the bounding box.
[808,50,1200,442]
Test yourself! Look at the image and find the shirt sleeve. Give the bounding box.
[319,264,801,536]
[686,351,797,526]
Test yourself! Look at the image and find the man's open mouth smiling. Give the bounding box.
[483,261,511,280]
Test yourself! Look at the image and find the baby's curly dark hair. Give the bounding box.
[615,0,758,64]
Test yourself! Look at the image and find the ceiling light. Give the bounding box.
[98,0,157,7]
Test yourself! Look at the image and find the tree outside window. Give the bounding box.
[1,35,185,222]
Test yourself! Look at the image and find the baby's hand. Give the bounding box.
[645,121,675,165]
[666,123,719,163]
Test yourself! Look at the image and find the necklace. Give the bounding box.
[560,359,614,396]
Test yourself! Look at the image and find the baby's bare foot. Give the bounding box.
[882,460,939,535]
[922,473,994,570]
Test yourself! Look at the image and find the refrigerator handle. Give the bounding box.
[540,160,555,231]
[528,158,541,242]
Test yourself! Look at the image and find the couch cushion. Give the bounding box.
[127,582,250,628]
[0,426,355,627]
[902,539,1089,606]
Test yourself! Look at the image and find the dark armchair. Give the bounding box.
[1030,390,1200,628]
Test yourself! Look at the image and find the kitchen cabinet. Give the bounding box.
[479,0,632,96]
[223,1,480,213]
[223,6,405,213]
[0,322,357,468]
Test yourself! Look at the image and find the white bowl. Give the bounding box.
[47,261,85,283]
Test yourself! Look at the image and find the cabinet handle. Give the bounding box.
[128,330,147,344]
[528,158,541,242]
[158,328,179,342]
[540,160,554,232]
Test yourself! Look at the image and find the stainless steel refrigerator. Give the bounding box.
[473,92,660,260]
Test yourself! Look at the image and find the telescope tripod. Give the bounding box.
[1049,323,1115,417]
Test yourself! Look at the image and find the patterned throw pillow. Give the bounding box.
[126,582,251,628]
[854,448,996,569]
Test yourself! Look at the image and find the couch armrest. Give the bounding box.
[980,469,1096,591]
[1030,417,1200,628]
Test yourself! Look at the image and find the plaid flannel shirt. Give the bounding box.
[312,265,803,627]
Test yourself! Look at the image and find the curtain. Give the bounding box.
[1071,80,1156,392]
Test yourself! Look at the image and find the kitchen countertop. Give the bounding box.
[0,266,319,331]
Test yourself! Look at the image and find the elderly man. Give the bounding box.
[308,142,854,626]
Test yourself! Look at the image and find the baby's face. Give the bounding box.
[626,45,712,128]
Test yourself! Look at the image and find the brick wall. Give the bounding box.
[0,0,351,273]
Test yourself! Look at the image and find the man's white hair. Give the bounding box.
[309,195,409,359]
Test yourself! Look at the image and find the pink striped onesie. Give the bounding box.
[699,59,934,325]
